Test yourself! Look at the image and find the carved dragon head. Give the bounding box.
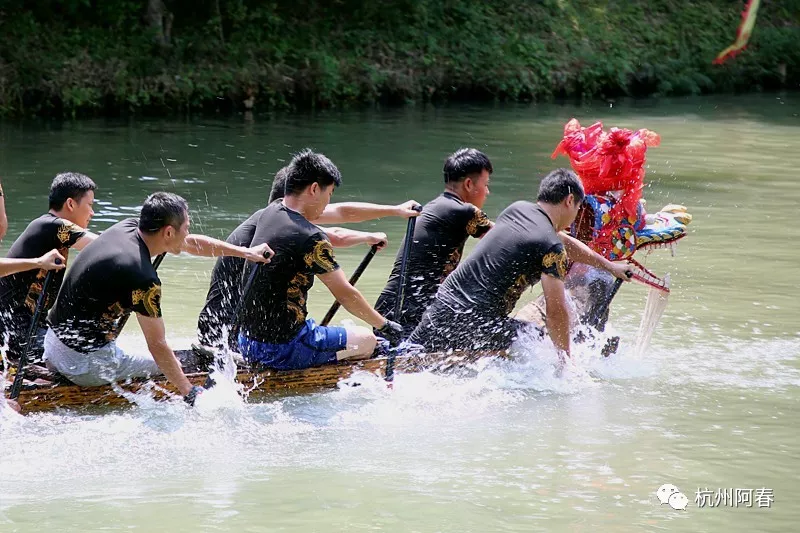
[572,195,692,292]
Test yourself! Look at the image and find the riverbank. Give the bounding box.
[0,0,798,117]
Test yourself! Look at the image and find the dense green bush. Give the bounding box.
[0,0,797,116]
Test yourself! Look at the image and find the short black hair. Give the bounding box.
[443,148,493,184]
[537,168,585,204]
[139,192,189,233]
[268,166,290,203]
[49,172,97,210]
[284,149,342,196]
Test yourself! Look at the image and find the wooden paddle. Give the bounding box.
[320,243,381,326]
[591,270,632,357]
[10,261,61,399]
[385,207,421,386]
[589,268,633,325]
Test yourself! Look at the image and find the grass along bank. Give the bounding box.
[0,0,798,117]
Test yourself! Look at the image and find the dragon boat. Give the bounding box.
[4,119,692,414]
[11,349,500,413]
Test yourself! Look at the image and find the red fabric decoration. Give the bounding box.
[551,119,660,222]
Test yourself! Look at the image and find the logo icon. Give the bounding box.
[669,492,689,510]
[657,484,688,511]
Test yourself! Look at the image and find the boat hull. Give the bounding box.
[12,349,499,413]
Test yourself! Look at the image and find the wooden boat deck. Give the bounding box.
[10,349,502,413]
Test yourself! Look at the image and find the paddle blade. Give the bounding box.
[632,275,670,358]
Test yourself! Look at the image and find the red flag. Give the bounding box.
[714,0,761,64]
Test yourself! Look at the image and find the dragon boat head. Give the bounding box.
[555,194,693,344]
[516,118,693,355]
[572,194,693,292]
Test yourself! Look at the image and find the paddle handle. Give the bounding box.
[607,269,633,303]
[10,269,57,399]
[392,211,419,321]
[589,269,632,330]
[321,244,380,327]
[386,208,420,384]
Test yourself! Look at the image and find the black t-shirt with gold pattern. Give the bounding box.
[239,201,339,344]
[196,207,265,346]
[0,213,86,335]
[434,201,567,318]
[47,218,162,353]
[374,191,492,332]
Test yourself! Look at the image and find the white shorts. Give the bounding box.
[44,329,162,387]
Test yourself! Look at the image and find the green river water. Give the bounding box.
[1,94,798,532]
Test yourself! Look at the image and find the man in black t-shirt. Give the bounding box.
[0,173,98,366]
[408,169,630,361]
[375,148,494,336]
[44,192,272,404]
[237,150,403,370]
[197,165,419,351]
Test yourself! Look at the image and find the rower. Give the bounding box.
[374,148,494,336]
[1,248,65,416]
[408,168,630,363]
[43,192,272,405]
[0,173,99,370]
[236,149,403,371]
[196,165,420,353]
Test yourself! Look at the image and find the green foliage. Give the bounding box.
[0,0,796,116]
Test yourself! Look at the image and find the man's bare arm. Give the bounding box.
[322,227,387,249]
[73,231,98,251]
[137,314,193,396]
[558,232,631,280]
[541,273,571,359]
[182,234,273,263]
[318,269,386,329]
[314,200,421,224]
[0,250,65,278]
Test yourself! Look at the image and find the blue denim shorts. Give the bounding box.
[238,319,348,370]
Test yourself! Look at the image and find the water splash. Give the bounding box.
[0,331,20,416]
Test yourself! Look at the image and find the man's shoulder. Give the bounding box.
[87,219,131,248]
[87,219,143,263]
[247,207,268,223]
[7,214,67,257]
[506,200,537,212]
[428,191,463,210]
[422,192,478,223]
[259,203,317,234]
[497,201,557,239]
[100,217,138,234]
[226,208,266,245]
[497,201,542,222]
[18,213,59,235]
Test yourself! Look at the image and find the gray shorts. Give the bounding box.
[44,329,162,387]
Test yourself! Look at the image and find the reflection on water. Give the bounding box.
[1,94,799,531]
